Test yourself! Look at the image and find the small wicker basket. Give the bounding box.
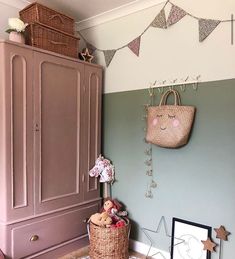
[89,221,130,259]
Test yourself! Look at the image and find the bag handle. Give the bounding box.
[159,89,181,106]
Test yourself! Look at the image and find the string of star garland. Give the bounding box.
[78,0,233,67]
[143,87,157,198]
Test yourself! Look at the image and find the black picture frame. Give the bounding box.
[171,217,212,259]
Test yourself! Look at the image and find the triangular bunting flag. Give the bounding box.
[199,19,221,42]
[167,4,187,27]
[128,36,141,56]
[151,9,167,29]
[103,50,116,67]
[86,42,96,54]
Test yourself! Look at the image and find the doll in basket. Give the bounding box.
[89,198,128,228]
[102,198,128,227]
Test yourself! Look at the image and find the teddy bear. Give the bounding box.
[89,212,112,228]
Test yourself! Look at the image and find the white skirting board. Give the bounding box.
[129,239,170,259]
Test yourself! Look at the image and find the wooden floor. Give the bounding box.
[59,246,146,259]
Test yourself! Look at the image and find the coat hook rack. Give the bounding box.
[149,75,201,90]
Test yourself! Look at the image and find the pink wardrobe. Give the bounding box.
[0,40,102,259]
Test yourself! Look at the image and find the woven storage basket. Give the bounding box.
[89,221,130,259]
[20,2,74,35]
[25,22,79,58]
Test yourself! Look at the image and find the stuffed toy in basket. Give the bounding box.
[88,198,130,259]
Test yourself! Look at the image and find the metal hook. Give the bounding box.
[158,87,164,93]
[180,84,186,92]
[192,82,198,90]
[148,83,154,97]
[184,76,189,82]
[171,78,177,84]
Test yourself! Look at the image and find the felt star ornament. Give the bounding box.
[214,225,230,241]
[80,48,94,63]
[201,238,216,252]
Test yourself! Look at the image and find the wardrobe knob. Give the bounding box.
[30,235,39,242]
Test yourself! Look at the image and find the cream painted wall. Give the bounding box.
[0,2,20,39]
[80,0,235,93]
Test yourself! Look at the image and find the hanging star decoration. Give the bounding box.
[214,225,230,241]
[141,216,184,258]
[80,48,94,63]
[201,238,217,252]
[143,85,157,198]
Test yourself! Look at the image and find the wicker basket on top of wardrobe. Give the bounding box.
[20,2,74,35]
[25,22,79,58]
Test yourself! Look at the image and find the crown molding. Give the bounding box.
[76,0,165,31]
[0,0,30,9]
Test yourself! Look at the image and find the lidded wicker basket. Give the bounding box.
[25,22,79,58]
[20,2,74,34]
[89,221,130,259]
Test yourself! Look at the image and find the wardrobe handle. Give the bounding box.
[30,235,39,242]
[35,124,40,132]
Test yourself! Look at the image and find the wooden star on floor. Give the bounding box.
[80,48,94,63]
[201,238,217,252]
[214,225,230,241]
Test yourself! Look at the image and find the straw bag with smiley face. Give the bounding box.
[146,89,196,148]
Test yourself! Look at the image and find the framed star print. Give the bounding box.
[171,218,212,259]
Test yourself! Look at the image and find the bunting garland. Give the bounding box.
[167,4,187,26]
[128,36,141,56]
[78,0,232,67]
[151,9,167,29]
[199,19,221,42]
[103,50,116,67]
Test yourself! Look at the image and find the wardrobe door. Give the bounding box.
[83,65,102,201]
[0,43,34,222]
[33,52,84,214]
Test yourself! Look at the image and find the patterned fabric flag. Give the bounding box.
[128,36,141,56]
[103,50,116,67]
[167,4,187,27]
[151,9,167,29]
[199,19,221,42]
[86,42,96,54]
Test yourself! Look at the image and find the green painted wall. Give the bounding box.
[103,79,235,258]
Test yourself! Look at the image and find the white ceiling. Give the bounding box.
[26,0,139,21]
